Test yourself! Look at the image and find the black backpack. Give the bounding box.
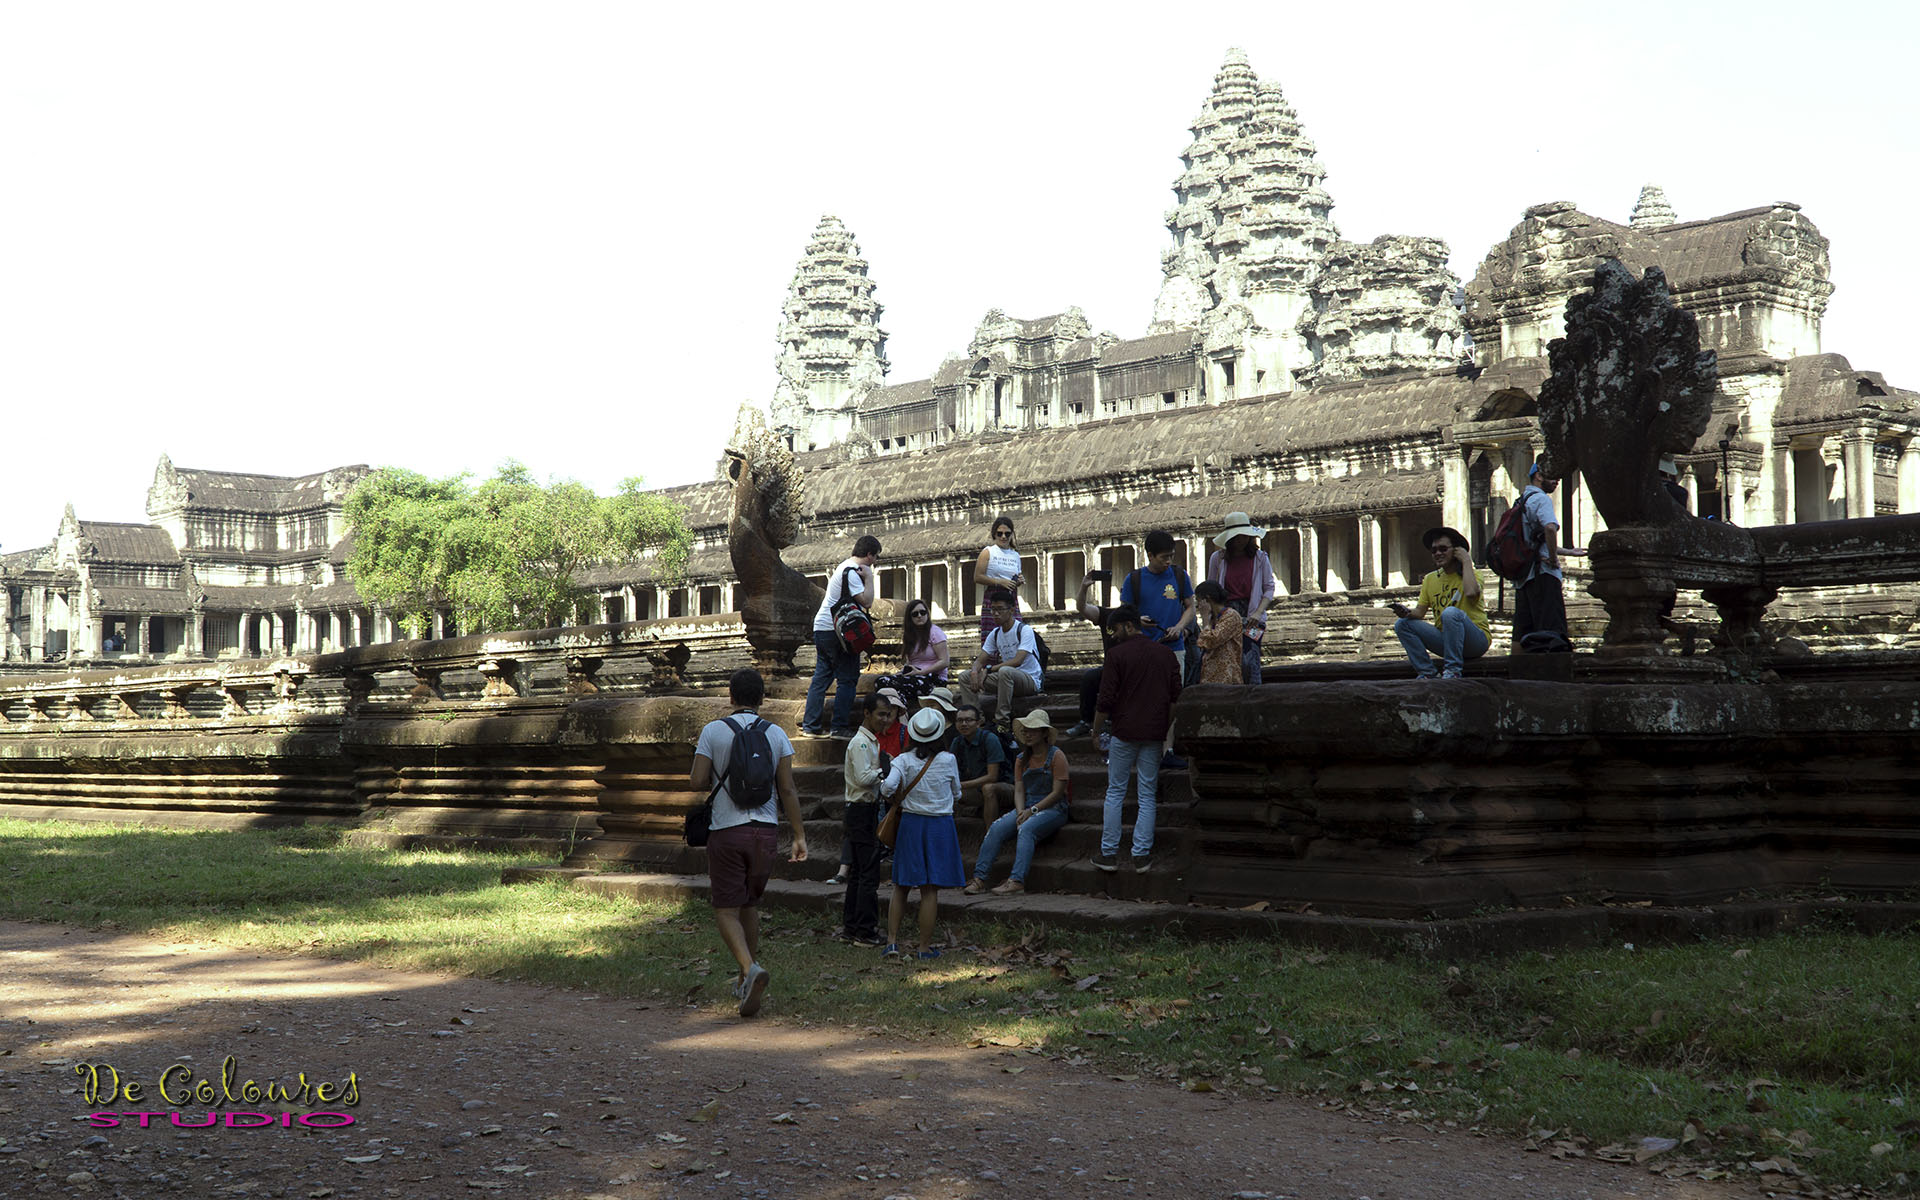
[718,715,777,810]
[1019,621,1051,674]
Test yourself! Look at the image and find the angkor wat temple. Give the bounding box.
[4,49,1913,666]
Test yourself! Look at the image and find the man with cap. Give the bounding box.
[1205,511,1278,685]
[1515,463,1574,650]
[1391,526,1489,679]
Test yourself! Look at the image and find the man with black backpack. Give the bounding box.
[1513,463,1574,651]
[802,535,881,738]
[956,595,1044,734]
[690,669,807,1017]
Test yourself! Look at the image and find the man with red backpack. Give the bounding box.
[802,535,881,738]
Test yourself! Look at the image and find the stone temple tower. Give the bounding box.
[1153,49,1339,396]
[769,215,889,451]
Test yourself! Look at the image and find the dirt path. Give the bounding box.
[0,921,1772,1200]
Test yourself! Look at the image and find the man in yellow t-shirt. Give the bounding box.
[1390,526,1490,679]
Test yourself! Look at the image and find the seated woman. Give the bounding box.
[1391,526,1490,679]
[964,710,1070,896]
[877,599,948,702]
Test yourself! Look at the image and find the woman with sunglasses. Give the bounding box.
[975,517,1023,640]
[878,599,949,703]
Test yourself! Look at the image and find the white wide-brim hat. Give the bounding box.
[1213,511,1267,549]
[907,706,948,745]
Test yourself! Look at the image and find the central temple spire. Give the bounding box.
[1153,49,1340,392]
[769,215,889,451]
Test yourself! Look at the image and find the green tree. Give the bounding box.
[345,461,691,636]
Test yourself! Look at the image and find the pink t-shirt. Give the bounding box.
[907,624,948,677]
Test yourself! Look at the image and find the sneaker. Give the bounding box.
[797,727,828,739]
[917,947,942,961]
[738,963,769,1017]
[1092,853,1119,873]
[1129,852,1154,873]
[963,878,988,895]
[849,931,886,947]
[1160,752,1188,771]
[829,728,856,739]
[1440,667,1463,679]
[829,870,848,885]
[1065,721,1092,738]
[882,943,901,958]
[991,879,1026,895]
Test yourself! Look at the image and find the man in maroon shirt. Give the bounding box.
[1088,605,1182,872]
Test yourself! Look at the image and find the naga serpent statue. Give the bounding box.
[724,406,824,674]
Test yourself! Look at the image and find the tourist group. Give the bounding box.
[688,474,1576,1016]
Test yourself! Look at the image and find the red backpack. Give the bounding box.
[830,567,877,654]
[1486,496,1537,582]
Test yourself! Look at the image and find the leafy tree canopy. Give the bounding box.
[345,461,691,636]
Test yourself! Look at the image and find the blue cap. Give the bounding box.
[1528,462,1544,478]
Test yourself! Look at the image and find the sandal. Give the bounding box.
[882,943,901,958]
[991,879,1026,895]
[917,947,942,961]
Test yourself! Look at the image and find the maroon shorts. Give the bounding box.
[707,823,778,909]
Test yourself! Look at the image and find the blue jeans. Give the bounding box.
[802,630,860,732]
[1102,737,1162,857]
[1394,609,1490,677]
[973,805,1068,884]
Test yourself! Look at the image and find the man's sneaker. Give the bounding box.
[1440,667,1463,679]
[1065,721,1092,738]
[963,878,988,895]
[829,729,856,739]
[1129,852,1154,873]
[1160,752,1188,771]
[797,727,828,739]
[738,963,770,1017]
[1092,853,1119,873]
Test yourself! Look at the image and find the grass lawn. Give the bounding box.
[2,819,1915,1193]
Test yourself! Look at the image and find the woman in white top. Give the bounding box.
[974,516,1023,640]
[879,707,965,959]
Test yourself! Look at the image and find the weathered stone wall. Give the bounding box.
[1176,677,1920,917]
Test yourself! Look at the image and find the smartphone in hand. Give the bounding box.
[1389,602,1413,619]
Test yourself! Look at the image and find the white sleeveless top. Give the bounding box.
[984,544,1021,587]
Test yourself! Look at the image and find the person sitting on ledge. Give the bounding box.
[1391,526,1489,680]
[965,710,1070,896]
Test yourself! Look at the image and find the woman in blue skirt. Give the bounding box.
[879,706,965,959]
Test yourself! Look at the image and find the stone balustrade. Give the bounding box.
[1588,512,1920,657]
[0,614,745,725]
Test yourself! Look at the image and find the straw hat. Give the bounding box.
[1011,710,1056,743]
[1213,511,1266,549]
[906,707,948,745]
[919,686,959,715]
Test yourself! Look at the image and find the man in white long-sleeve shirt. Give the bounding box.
[838,690,898,945]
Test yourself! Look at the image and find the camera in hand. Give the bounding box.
[1088,569,1113,583]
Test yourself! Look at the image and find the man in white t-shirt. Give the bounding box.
[690,669,807,1017]
[802,534,881,737]
[957,596,1043,732]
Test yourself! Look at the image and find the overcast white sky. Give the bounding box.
[3,1,1914,554]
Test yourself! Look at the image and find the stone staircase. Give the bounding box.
[780,669,1196,904]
